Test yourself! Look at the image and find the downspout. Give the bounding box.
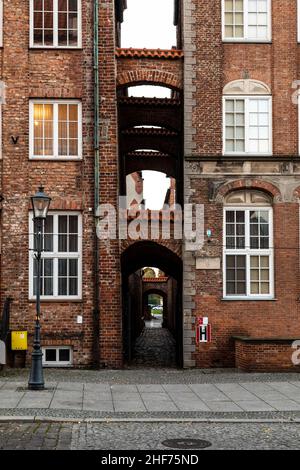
[93,0,100,368]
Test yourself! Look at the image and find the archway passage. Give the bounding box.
[121,241,183,368]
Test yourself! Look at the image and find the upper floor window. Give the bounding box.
[223,79,272,155]
[222,0,271,42]
[30,0,82,48]
[29,100,82,160]
[0,1,3,47]
[223,190,274,300]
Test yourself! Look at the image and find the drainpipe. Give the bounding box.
[93,0,100,368]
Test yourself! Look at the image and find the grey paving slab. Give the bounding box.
[266,400,300,411]
[17,392,53,409]
[162,384,191,393]
[56,382,84,392]
[137,384,165,393]
[174,400,210,412]
[110,385,138,393]
[0,382,25,391]
[142,400,178,412]
[83,383,111,393]
[189,384,229,401]
[82,400,114,412]
[84,391,112,402]
[0,391,24,408]
[239,382,275,392]
[205,401,244,412]
[215,383,260,401]
[140,392,174,403]
[111,392,141,401]
[289,381,300,389]
[50,391,83,410]
[267,382,300,400]
[235,401,275,412]
[113,401,146,412]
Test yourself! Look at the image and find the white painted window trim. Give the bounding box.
[0,1,3,48]
[222,0,272,42]
[29,0,82,49]
[298,0,300,42]
[29,212,83,301]
[223,95,272,156]
[42,346,73,367]
[29,99,82,160]
[223,206,274,300]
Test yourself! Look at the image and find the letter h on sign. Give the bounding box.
[196,317,211,343]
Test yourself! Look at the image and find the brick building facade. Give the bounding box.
[1,1,300,370]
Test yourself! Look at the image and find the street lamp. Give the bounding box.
[28,187,51,391]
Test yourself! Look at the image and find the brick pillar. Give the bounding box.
[99,0,122,368]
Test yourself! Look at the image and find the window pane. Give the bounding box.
[45,349,56,362]
[58,259,68,276]
[58,277,68,295]
[59,349,70,362]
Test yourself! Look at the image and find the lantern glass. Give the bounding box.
[31,187,51,220]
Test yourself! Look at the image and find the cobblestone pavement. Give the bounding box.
[0,422,72,450]
[0,421,299,450]
[71,421,300,450]
[131,328,176,368]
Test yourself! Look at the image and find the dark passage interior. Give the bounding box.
[121,241,182,368]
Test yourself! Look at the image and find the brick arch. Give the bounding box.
[215,179,282,202]
[117,70,182,91]
[291,185,300,201]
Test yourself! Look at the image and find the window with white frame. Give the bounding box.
[30,0,82,48]
[222,0,271,41]
[0,1,3,48]
[223,190,273,299]
[42,346,73,366]
[29,212,82,300]
[223,80,272,155]
[30,100,82,159]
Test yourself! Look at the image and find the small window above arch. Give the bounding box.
[223,79,271,96]
[225,190,272,205]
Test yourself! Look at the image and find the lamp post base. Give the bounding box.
[28,349,44,391]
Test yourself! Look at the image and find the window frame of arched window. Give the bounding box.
[223,80,272,156]
[223,190,274,300]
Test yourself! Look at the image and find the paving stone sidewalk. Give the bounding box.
[1,378,300,414]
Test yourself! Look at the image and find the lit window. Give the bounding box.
[29,212,82,299]
[223,192,273,299]
[223,0,271,41]
[30,0,81,48]
[30,100,82,159]
[42,347,73,366]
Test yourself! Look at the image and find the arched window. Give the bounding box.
[223,190,274,299]
[223,79,272,156]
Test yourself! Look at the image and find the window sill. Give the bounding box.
[222,297,277,301]
[223,40,272,44]
[223,153,273,157]
[29,46,82,51]
[29,299,83,303]
[29,157,82,162]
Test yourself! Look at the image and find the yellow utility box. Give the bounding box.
[11,331,28,351]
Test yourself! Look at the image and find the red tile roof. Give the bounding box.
[116,48,184,60]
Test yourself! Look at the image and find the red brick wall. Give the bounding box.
[235,339,300,372]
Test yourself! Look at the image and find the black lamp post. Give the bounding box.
[28,187,51,391]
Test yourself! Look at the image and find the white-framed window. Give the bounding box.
[222,0,271,42]
[29,212,82,300]
[30,0,82,48]
[223,96,272,155]
[29,100,82,160]
[42,346,73,366]
[0,1,3,48]
[223,191,274,300]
